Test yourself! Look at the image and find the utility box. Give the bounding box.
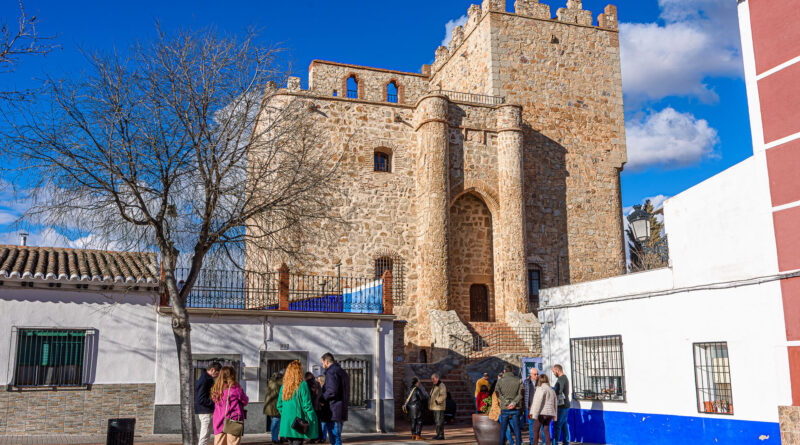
[107,418,135,445]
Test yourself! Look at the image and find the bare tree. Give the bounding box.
[1,1,57,101]
[627,199,668,272]
[2,27,344,444]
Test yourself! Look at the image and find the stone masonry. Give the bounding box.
[251,0,626,358]
[0,384,155,435]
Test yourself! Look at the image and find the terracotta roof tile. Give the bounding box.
[0,245,159,284]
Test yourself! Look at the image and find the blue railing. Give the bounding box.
[172,268,383,313]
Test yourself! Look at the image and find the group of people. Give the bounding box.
[474,364,571,445]
[194,352,350,445]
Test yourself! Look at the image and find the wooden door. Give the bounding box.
[470,284,489,322]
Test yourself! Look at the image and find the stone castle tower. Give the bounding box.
[255,0,626,358]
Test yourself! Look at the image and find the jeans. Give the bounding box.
[269,416,281,443]
[553,407,570,445]
[325,421,343,445]
[198,413,213,445]
[527,414,545,444]
[433,410,445,438]
[410,415,423,436]
[319,420,328,441]
[499,409,522,445]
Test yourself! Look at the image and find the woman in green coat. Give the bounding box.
[277,360,320,444]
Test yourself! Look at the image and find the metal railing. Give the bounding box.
[386,93,398,103]
[172,268,390,314]
[454,326,540,362]
[347,89,358,99]
[430,89,505,106]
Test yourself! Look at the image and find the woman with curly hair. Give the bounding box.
[277,361,320,445]
[211,365,249,445]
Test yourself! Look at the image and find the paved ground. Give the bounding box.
[0,422,557,445]
[1,423,477,445]
[0,422,596,445]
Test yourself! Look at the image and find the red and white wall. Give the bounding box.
[738,0,800,409]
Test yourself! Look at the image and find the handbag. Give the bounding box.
[291,389,310,435]
[222,387,245,437]
[402,387,417,414]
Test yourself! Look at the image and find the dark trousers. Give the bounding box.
[410,415,423,436]
[433,410,445,438]
[532,416,554,445]
[499,409,522,445]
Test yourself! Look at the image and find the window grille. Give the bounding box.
[528,268,540,315]
[694,342,733,415]
[375,257,393,279]
[570,335,626,401]
[14,328,89,387]
[346,76,358,99]
[340,358,370,407]
[374,152,391,172]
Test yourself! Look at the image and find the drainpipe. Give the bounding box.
[375,319,383,433]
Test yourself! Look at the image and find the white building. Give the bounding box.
[537,2,800,442]
[0,245,397,437]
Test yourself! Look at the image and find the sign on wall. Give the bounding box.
[521,357,543,377]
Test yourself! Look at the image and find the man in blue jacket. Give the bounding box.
[195,362,221,445]
[321,353,350,445]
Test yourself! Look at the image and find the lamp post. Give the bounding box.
[627,204,651,242]
[626,204,669,270]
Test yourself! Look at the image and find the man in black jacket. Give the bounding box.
[321,352,350,445]
[195,362,221,445]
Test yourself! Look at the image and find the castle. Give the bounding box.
[254,0,626,360]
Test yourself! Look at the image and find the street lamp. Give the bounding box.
[627,204,651,243]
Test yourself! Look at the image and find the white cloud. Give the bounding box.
[620,0,742,104]
[441,15,467,48]
[625,107,719,170]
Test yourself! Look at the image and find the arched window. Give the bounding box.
[386,81,398,103]
[375,257,393,279]
[374,148,391,173]
[346,76,358,99]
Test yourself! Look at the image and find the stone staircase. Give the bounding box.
[420,363,475,424]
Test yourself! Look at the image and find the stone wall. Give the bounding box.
[428,309,473,362]
[308,61,429,105]
[780,406,800,444]
[0,384,155,435]
[449,192,495,322]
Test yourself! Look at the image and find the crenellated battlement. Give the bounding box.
[433,1,619,77]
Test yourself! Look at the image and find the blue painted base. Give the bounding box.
[567,408,779,445]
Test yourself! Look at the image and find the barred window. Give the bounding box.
[374,151,391,173]
[375,257,393,279]
[14,328,91,388]
[570,335,626,401]
[340,357,370,407]
[694,342,733,415]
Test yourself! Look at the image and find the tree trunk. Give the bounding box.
[173,311,196,445]
[162,250,197,445]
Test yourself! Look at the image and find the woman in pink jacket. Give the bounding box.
[211,365,249,445]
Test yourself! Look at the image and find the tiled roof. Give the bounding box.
[0,245,159,284]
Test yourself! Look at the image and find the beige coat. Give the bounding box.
[529,383,558,420]
[429,381,447,411]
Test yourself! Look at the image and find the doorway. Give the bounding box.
[470,284,489,322]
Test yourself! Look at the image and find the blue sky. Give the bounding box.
[0,0,751,246]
